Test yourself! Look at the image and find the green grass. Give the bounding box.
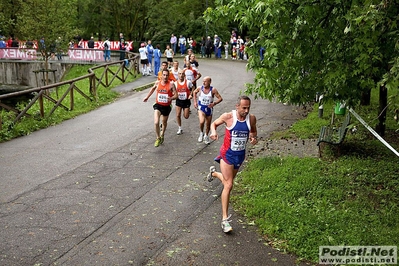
[0,64,136,142]
[232,93,399,263]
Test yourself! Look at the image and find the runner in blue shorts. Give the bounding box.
[206,95,258,233]
[192,76,223,144]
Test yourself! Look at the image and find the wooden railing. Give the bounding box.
[0,53,140,130]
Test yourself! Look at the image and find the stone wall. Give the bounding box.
[0,61,68,87]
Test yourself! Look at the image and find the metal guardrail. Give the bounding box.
[0,52,140,130]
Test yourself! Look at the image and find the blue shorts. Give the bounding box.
[198,105,213,116]
[214,152,245,170]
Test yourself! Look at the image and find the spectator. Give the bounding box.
[26,39,34,49]
[179,35,186,56]
[224,42,229,59]
[11,37,19,48]
[170,34,177,54]
[7,37,12,48]
[214,35,221,59]
[78,38,84,48]
[103,37,111,62]
[153,44,162,75]
[88,36,95,49]
[0,38,6,48]
[119,33,125,60]
[200,36,206,58]
[56,37,63,60]
[205,36,213,58]
[146,40,154,73]
[164,44,174,68]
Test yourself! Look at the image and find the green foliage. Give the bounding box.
[233,156,399,262]
[206,0,399,133]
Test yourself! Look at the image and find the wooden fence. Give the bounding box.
[0,53,140,130]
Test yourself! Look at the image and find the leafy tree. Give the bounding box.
[0,1,21,37]
[16,0,80,83]
[205,0,399,135]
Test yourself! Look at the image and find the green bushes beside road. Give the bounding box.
[233,97,399,263]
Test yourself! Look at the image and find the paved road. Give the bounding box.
[0,59,311,265]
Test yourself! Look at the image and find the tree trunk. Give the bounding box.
[360,89,371,105]
[375,84,387,136]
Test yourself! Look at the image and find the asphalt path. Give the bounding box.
[0,58,311,265]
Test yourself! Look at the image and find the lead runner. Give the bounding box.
[206,95,258,233]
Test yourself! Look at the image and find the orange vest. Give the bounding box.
[175,80,191,100]
[156,81,174,106]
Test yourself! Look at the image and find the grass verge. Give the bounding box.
[232,98,399,263]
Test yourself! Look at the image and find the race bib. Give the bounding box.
[178,92,187,100]
[200,97,211,106]
[157,93,169,103]
[230,137,247,151]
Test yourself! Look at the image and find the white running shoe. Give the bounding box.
[197,132,204,142]
[207,166,216,182]
[177,128,183,135]
[221,215,233,233]
[203,135,210,144]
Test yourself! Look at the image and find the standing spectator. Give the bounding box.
[39,37,46,59]
[26,39,34,49]
[103,37,111,62]
[11,37,19,48]
[205,36,213,58]
[56,37,63,60]
[153,44,162,75]
[146,40,154,73]
[232,46,237,60]
[230,34,237,49]
[206,95,258,233]
[179,35,186,56]
[214,35,221,59]
[119,33,125,60]
[7,37,12,48]
[78,38,84,48]
[143,68,177,147]
[224,42,229,59]
[188,37,193,49]
[200,36,206,58]
[0,38,6,48]
[237,36,244,59]
[69,40,75,49]
[88,36,95,48]
[139,43,150,76]
[192,38,197,53]
[164,44,174,68]
[170,34,177,55]
[192,76,223,145]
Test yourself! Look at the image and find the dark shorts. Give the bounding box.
[176,99,191,109]
[153,103,172,116]
[141,59,149,65]
[167,57,173,62]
